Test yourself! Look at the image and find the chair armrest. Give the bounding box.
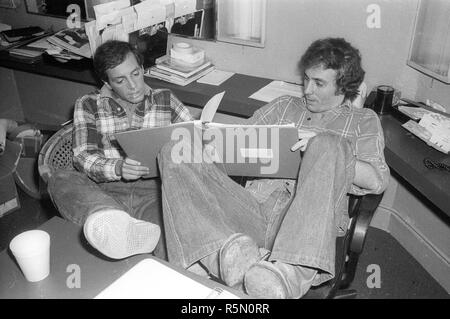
[349,193,384,254]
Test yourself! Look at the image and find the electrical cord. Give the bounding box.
[423,158,450,172]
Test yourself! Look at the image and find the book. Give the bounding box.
[115,92,302,178]
[154,55,212,78]
[147,65,215,86]
[1,26,45,43]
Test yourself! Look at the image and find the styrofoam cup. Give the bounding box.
[9,230,50,282]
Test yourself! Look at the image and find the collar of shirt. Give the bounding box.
[297,97,353,127]
[97,83,153,115]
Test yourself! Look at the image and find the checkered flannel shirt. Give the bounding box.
[72,84,193,182]
[242,95,390,233]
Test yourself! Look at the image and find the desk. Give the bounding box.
[0,217,243,299]
[381,113,450,217]
[0,53,269,122]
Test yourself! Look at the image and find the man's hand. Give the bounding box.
[291,129,317,152]
[121,158,150,181]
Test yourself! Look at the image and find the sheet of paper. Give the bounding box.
[197,69,235,86]
[122,11,137,33]
[85,20,102,57]
[26,37,53,50]
[174,0,196,17]
[200,91,225,123]
[95,6,135,31]
[134,1,167,30]
[250,80,304,103]
[419,113,450,153]
[94,0,130,17]
[95,258,240,299]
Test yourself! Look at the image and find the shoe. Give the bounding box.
[219,233,261,288]
[244,261,290,299]
[83,209,161,259]
[244,261,317,299]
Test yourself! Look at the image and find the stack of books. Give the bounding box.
[147,55,215,86]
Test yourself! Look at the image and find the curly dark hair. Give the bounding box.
[93,40,144,83]
[299,38,365,102]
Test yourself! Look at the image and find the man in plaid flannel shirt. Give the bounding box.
[48,40,193,260]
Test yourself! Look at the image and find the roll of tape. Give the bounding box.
[173,42,193,54]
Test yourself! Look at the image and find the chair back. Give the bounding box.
[38,124,74,183]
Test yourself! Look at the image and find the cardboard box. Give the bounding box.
[0,140,21,218]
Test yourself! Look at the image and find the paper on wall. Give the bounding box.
[85,20,102,56]
[174,0,196,17]
[95,258,240,299]
[134,1,167,30]
[93,0,130,17]
[419,113,450,153]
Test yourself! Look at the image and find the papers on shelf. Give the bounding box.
[419,113,450,153]
[95,258,240,299]
[397,105,434,121]
[402,112,450,154]
[197,69,235,86]
[250,80,304,102]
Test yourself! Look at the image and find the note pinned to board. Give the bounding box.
[95,258,240,299]
[197,69,235,86]
[250,80,304,103]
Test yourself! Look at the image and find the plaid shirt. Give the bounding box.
[242,95,390,233]
[72,84,193,182]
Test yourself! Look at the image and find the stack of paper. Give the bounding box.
[402,112,450,154]
[146,55,215,86]
[46,27,92,60]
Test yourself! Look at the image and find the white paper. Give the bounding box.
[250,80,304,103]
[134,2,167,30]
[94,0,130,17]
[95,258,240,299]
[174,0,196,17]
[197,69,235,86]
[419,113,450,152]
[200,91,225,123]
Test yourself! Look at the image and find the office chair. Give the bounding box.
[302,192,384,299]
[37,123,74,185]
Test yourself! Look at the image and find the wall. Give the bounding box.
[0,67,23,121]
[0,0,67,30]
[169,0,419,97]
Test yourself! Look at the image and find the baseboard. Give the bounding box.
[371,205,450,294]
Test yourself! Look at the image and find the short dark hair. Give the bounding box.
[299,38,365,102]
[93,40,143,83]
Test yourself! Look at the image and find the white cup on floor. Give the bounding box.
[9,230,50,282]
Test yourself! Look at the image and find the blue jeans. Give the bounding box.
[157,133,355,285]
[47,170,167,260]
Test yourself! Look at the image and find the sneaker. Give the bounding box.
[244,260,317,299]
[219,233,261,288]
[83,209,161,259]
